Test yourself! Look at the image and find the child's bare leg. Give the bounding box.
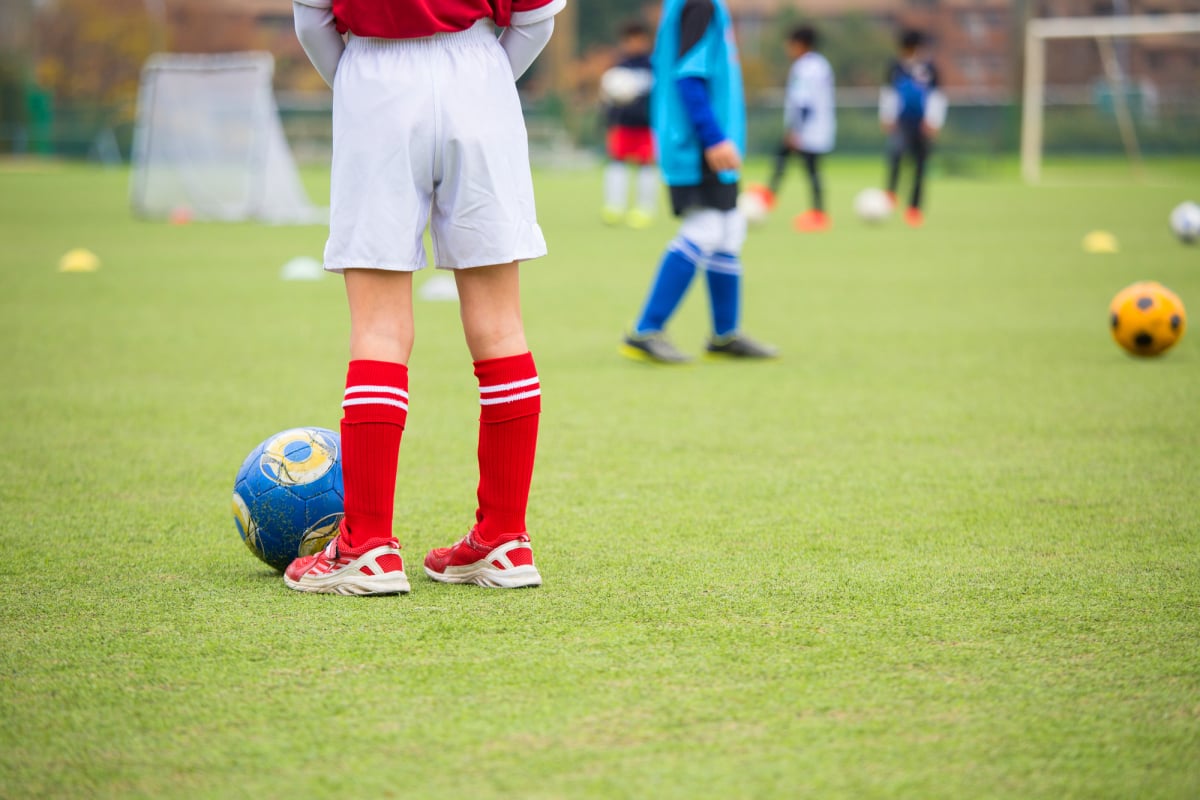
[283,267,414,594]
[454,262,540,546]
[346,269,415,363]
[455,261,526,360]
[338,269,413,548]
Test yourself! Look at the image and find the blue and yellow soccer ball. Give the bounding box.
[232,427,344,571]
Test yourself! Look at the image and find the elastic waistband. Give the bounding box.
[347,19,494,52]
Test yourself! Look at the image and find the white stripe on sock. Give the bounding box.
[704,256,742,275]
[341,397,409,411]
[478,376,540,394]
[669,237,702,262]
[345,385,409,399]
[478,388,541,406]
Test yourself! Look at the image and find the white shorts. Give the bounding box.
[325,22,547,272]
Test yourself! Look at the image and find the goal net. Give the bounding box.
[1020,14,1200,183]
[130,52,325,224]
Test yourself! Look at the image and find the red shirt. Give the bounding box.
[332,0,563,38]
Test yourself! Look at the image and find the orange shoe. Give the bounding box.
[793,209,831,233]
[904,207,924,228]
[885,191,898,209]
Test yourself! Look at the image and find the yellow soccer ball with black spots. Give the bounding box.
[1109,281,1187,357]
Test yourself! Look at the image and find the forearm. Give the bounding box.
[498,16,555,80]
[676,76,725,148]
[924,90,948,129]
[785,79,812,130]
[783,100,798,131]
[878,87,898,125]
[785,101,811,131]
[293,1,344,89]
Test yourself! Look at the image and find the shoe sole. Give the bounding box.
[618,344,692,365]
[283,572,411,596]
[424,563,542,589]
[703,351,780,361]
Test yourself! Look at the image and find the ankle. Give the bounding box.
[338,532,397,553]
[471,526,529,549]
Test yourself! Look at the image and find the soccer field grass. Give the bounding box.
[1,157,1198,798]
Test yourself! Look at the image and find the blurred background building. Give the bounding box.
[1,0,1197,163]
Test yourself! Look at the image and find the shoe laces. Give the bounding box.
[322,537,341,560]
[461,528,530,554]
[462,529,489,553]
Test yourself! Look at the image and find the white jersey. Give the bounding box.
[784,51,836,154]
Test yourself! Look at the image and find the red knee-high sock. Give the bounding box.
[340,360,408,549]
[473,352,541,545]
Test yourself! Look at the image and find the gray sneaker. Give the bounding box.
[705,333,779,359]
[620,332,693,364]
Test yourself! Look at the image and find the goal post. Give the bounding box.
[1020,13,1200,184]
[130,52,326,224]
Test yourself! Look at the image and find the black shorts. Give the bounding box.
[669,169,739,217]
[888,123,932,159]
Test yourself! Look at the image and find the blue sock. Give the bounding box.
[634,239,700,335]
[705,252,741,338]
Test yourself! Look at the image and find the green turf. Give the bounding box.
[0,156,1198,799]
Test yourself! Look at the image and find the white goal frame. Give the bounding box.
[1020,13,1200,183]
[130,52,325,224]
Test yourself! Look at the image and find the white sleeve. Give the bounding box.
[293,1,343,89]
[924,90,948,129]
[510,0,567,27]
[879,87,898,125]
[499,16,555,80]
[820,60,835,108]
[783,62,805,129]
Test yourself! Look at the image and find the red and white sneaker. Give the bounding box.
[283,534,411,595]
[424,529,542,589]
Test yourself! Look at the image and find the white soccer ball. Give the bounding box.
[737,189,770,225]
[1169,201,1200,244]
[854,188,893,224]
[600,67,651,106]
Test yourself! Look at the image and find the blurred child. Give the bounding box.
[601,21,658,229]
[880,29,947,228]
[768,25,836,233]
[621,0,777,364]
[286,0,565,594]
